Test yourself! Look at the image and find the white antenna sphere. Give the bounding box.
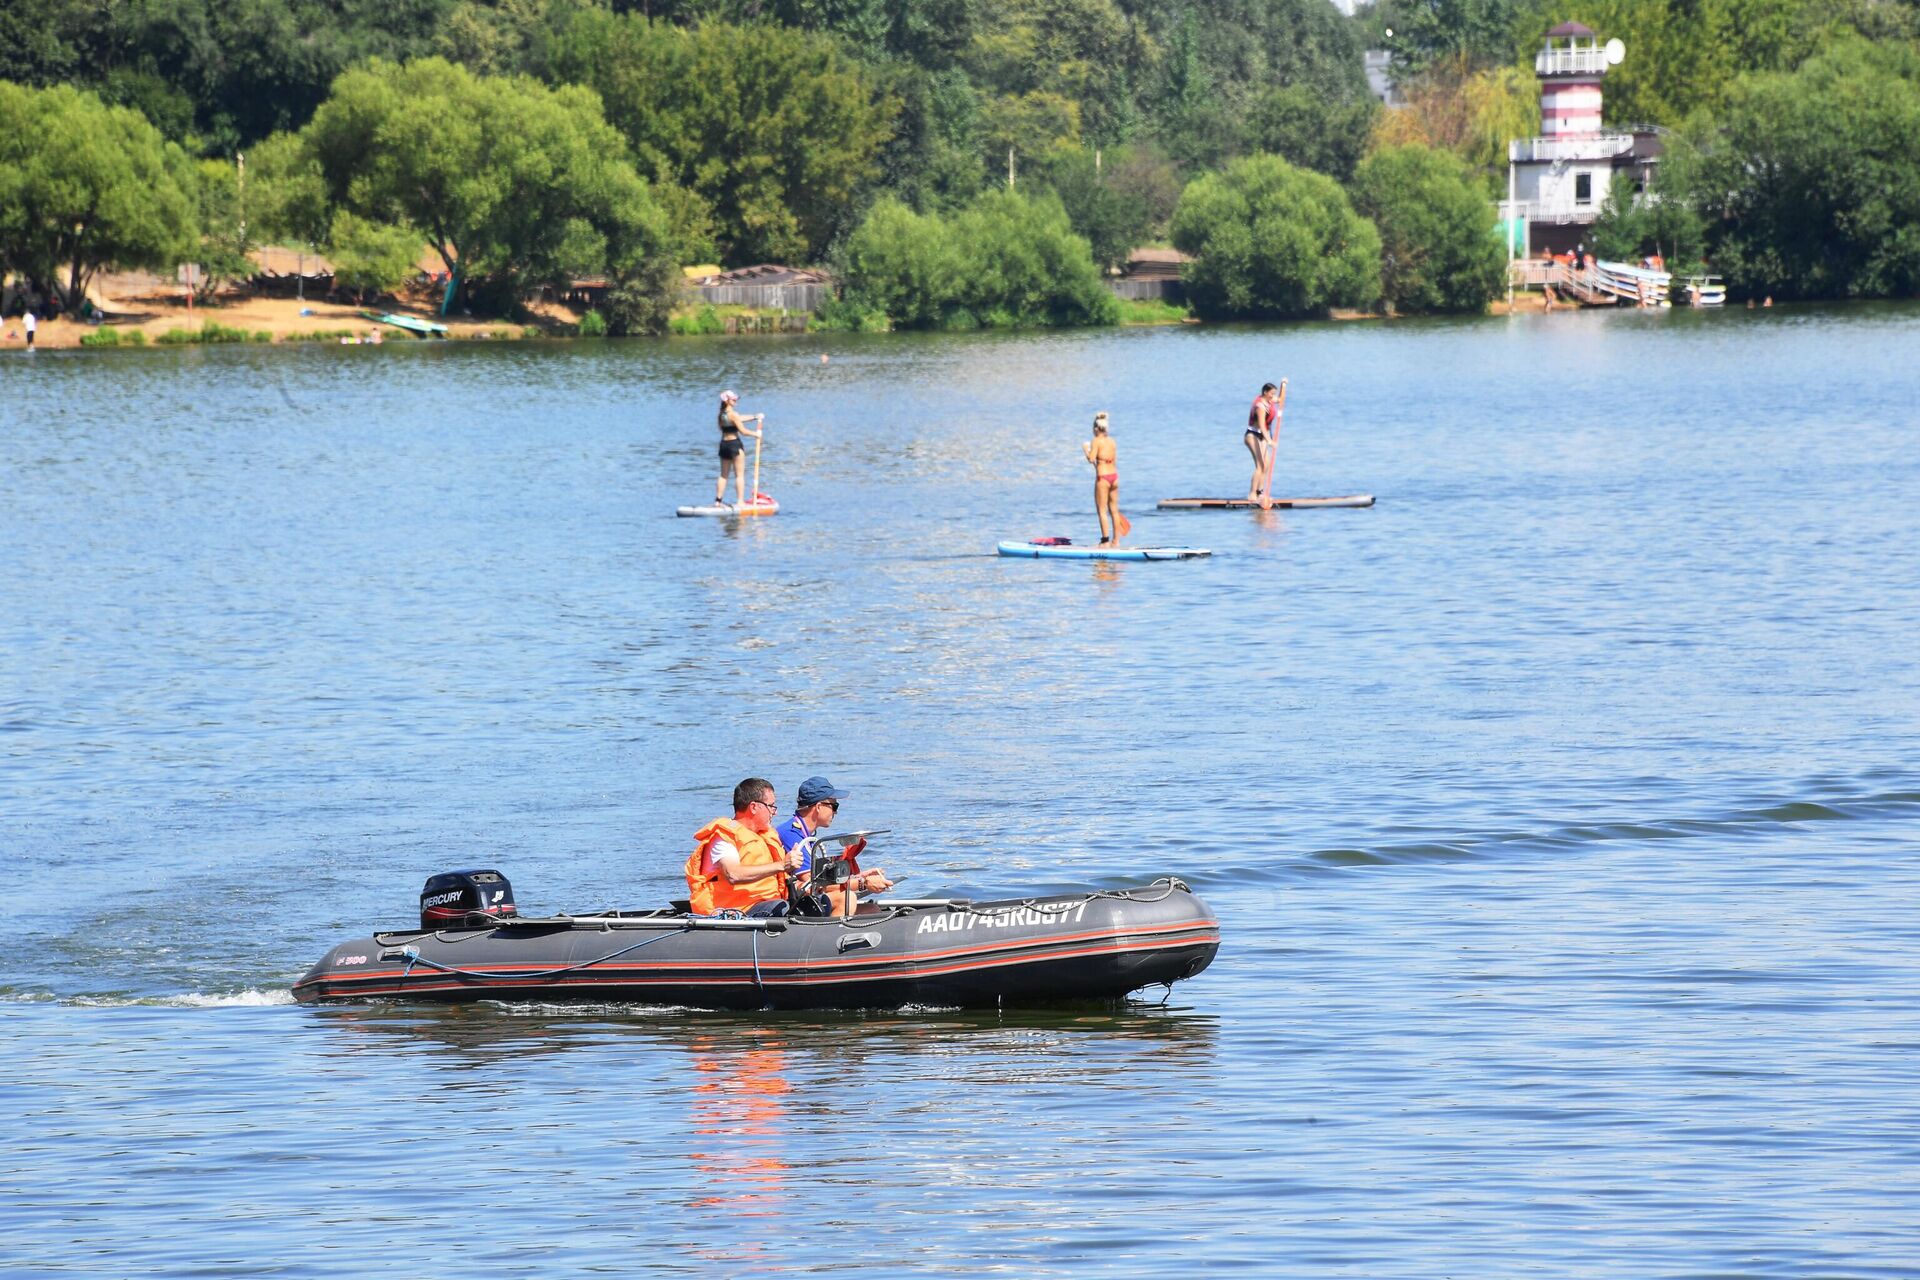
[1604,38,1626,65]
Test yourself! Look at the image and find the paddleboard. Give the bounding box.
[998,541,1211,561]
[677,493,779,518]
[1156,494,1374,510]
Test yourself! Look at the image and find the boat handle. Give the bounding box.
[837,932,881,952]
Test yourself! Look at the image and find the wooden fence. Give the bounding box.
[1108,278,1185,302]
[689,282,834,311]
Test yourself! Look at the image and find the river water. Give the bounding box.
[4,307,1919,1277]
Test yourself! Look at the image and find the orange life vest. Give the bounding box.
[684,816,788,915]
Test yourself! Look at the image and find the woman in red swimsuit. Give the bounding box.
[1083,411,1123,545]
[1246,380,1285,505]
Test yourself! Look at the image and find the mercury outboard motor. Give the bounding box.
[419,870,517,930]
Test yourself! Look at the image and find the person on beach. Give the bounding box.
[775,775,892,914]
[23,309,37,350]
[1083,411,1123,545]
[1246,381,1285,503]
[685,777,804,917]
[715,390,763,507]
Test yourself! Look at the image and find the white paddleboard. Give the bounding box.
[677,493,779,518]
[998,541,1211,561]
[1156,494,1374,510]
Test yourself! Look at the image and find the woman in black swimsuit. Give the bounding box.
[715,389,763,506]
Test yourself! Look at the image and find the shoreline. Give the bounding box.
[0,283,1748,353]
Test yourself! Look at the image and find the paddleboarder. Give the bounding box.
[1245,380,1286,506]
[715,390,763,507]
[1083,412,1129,545]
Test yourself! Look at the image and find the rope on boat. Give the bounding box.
[391,924,694,983]
[927,876,1190,920]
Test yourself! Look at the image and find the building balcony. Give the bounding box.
[1509,133,1636,163]
[1535,46,1610,75]
[1499,198,1599,226]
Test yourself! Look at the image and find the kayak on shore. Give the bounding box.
[293,875,1219,1009]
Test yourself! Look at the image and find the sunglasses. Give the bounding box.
[821,799,840,813]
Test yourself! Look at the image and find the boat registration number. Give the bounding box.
[917,901,1090,934]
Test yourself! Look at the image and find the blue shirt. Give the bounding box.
[775,813,817,875]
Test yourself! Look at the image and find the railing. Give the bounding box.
[1498,199,1600,225]
[1508,133,1636,163]
[1535,46,1609,75]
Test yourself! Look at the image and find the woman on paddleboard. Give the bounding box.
[715,390,763,507]
[1083,412,1127,546]
[1245,380,1285,505]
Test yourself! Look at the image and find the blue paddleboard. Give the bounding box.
[997,541,1211,561]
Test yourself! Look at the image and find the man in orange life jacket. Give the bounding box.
[685,777,804,917]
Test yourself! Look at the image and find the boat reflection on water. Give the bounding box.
[299,1000,1220,1073]
[687,1030,791,1266]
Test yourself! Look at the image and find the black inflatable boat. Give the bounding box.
[293,875,1219,1010]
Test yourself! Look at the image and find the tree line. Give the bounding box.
[4,0,1917,326]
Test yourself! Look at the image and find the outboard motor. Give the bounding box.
[419,869,517,930]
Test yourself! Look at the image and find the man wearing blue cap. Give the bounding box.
[776,776,892,910]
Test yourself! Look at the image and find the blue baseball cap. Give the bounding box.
[796,776,850,806]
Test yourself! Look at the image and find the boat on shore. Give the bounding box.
[293,877,1218,1009]
[1678,275,1726,306]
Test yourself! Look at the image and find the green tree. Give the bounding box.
[1246,85,1379,183]
[1686,38,1920,299]
[193,157,255,301]
[1034,147,1153,270]
[839,188,1119,327]
[1351,142,1504,313]
[327,211,422,300]
[541,11,896,264]
[837,196,965,327]
[0,82,197,311]
[1169,152,1381,317]
[300,58,671,314]
[1135,0,1370,168]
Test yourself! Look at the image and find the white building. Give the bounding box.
[1502,22,1662,259]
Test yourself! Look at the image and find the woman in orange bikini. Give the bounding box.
[1083,411,1123,545]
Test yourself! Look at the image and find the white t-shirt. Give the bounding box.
[23,313,36,333]
[703,838,737,872]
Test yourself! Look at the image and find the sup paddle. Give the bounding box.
[751,415,765,504]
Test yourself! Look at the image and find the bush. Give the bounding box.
[812,296,890,332]
[838,189,1119,330]
[151,321,263,345]
[124,329,147,346]
[1170,154,1381,319]
[79,328,121,348]
[1687,39,1920,300]
[669,304,726,335]
[600,259,678,336]
[1115,297,1191,325]
[1350,144,1505,315]
[577,309,608,337]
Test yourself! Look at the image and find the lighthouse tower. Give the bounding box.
[1538,21,1607,137]
[1503,21,1660,260]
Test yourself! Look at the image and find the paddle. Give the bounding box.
[1261,379,1287,511]
[751,415,765,505]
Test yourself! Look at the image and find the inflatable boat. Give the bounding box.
[293,875,1218,1010]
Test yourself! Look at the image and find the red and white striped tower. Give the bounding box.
[1538,21,1606,139]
